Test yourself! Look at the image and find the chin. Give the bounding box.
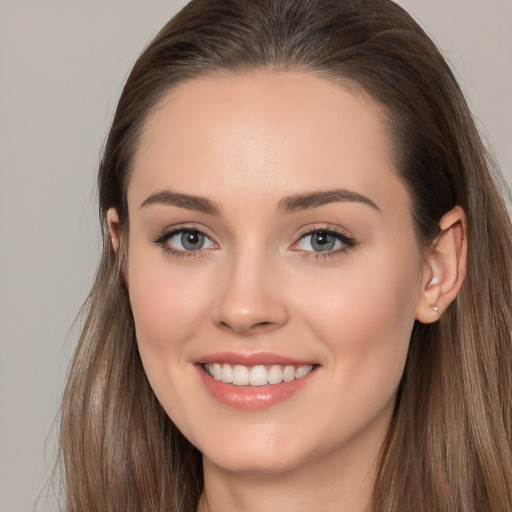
[202,446,308,476]
[195,422,326,477]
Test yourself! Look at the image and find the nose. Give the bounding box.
[212,249,289,336]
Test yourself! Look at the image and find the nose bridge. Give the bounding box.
[213,240,288,335]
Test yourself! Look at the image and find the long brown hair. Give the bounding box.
[59,1,512,510]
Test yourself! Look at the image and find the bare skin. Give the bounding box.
[108,71,466,512]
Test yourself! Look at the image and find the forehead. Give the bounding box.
[129,70,408,213]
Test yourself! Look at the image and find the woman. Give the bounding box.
[59,0,512,510]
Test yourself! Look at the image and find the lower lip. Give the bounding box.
[197,366,316,410]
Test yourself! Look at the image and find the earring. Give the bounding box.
[430,305,439,314]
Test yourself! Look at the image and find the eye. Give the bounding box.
[153,228,217,255]
[293,228,356,255]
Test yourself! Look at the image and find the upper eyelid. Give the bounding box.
[291,225,357,251]
[154,223,215,240]
[152,223,356,249]
[152,227,218,256]
[293,224,354,241]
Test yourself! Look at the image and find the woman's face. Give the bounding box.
[121,71,430,476]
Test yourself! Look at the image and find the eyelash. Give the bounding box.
[292,225,357,260]
[152,225,357,260]
[152,225,216,259]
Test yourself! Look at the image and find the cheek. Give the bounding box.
[129,271,201,349]
[126,243,212,375]
[299,246,421,416]
[126,248,216,438]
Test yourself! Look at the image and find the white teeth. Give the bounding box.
[204,363,314,386]
[212,363,222,380]
[232,365,250,385]
[249,365,268,386]
[282,365,295,382]
[221,364,233,383]
[295,365,312,379]
[268,365,283,384]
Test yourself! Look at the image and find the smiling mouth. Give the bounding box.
[202,363,314,387]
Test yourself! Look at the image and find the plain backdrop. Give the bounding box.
[0,1,510,511]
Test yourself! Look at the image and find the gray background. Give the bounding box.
[1,1,510,511]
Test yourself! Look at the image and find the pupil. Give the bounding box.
[312,232,335,252]
[316,233,328,245]
[181,231,204,250]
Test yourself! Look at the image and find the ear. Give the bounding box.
[106,208,121,254]
[415,206,467,323]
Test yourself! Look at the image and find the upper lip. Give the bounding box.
[197,351,316,367]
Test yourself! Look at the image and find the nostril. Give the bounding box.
[218,319,277,335]
[253,321,272,329]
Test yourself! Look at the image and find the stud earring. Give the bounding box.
[430,305,439,314]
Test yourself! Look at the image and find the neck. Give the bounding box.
[198,441,378,512]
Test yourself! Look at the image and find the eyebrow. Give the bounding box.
[277,189,380,213]
[140,188,379,215]
[140,190,221,215]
